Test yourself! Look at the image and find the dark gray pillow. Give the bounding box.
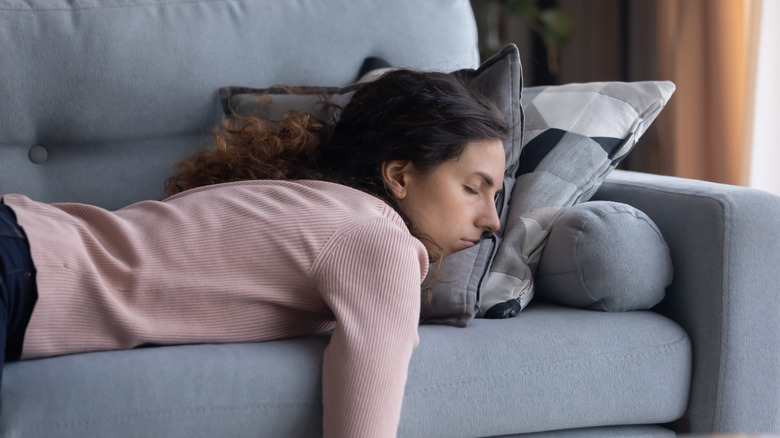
[218,44,525,327]
[535,201,672,311]
[220,85,357,126]
[421,44,523,326]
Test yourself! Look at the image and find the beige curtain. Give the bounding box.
[655,0,762,185]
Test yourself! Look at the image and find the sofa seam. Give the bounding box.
[15,402,321,433]
[714,187,733,432]
[573,216,602,310]
[405,334,690,395]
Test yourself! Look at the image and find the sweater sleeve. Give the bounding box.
[312,217,428,438]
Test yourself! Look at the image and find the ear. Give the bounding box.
[381,160,412,200]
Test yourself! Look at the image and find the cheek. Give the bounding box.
[401,192,445,234]
[401,175,470,236]
[423,187,462,218]
[422,192,471,235]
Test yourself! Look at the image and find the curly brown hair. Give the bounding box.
[166,69,508,212]
[164,111,329,196]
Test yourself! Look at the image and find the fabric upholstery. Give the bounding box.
[595,170,780,434]
[496,425,675,438]
[536,201,671,311]
[480,81,676,318]
[402,304,690,437]
[0,0,480,209]
[1,303,691,438]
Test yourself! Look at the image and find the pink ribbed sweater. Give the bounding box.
[3,180,429,438]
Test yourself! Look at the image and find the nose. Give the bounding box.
[478,201,501,233]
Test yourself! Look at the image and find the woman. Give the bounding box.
[0,69,507,437]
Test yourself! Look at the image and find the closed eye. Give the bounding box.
[464,185,479,195]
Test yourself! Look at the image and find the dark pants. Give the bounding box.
[0,201,38,390]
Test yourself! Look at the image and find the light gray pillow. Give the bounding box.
[535,201,672,311]
[480,81,676,318]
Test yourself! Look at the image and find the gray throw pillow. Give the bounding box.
[220,85,357,126]
[421,44,523,326]
[479,80,676,318]
[535,201,672,311]
[218,44,525,327]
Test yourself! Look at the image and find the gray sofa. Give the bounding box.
[1,1,778,437]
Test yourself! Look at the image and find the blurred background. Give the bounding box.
[471,0,779,195]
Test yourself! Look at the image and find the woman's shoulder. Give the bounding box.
[166,179,403,225]
[165,179,370,201]
[311,201,429,283]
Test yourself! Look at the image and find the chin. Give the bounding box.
[438,246,463,259]
[425,246,446,263]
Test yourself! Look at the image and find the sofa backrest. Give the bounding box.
[0,0,479,210]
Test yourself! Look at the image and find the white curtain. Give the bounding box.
[748,0,780,195]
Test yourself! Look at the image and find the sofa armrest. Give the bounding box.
[593,169,780,434]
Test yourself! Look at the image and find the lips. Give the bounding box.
[461,238,480,248]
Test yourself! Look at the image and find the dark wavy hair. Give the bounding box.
[166,69,508,214]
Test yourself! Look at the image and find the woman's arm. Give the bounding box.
[313,217,428,438]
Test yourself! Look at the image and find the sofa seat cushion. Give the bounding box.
[405,303,691,437]
[0,304,690,438]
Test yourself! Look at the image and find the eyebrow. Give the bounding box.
[474,171,496,187]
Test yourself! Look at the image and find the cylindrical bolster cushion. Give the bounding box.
[535,201,672,311]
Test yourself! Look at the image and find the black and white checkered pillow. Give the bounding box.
[479,81,676,318]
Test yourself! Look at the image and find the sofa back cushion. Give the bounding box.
[0,0,479,209]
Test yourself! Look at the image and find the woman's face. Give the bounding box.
[390,138,506,259]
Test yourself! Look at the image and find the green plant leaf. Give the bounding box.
[538,9,574,47]
[510,0,539,17]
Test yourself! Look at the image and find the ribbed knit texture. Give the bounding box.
[3,180,429,438]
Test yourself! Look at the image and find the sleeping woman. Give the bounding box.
[0,69,507,437]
